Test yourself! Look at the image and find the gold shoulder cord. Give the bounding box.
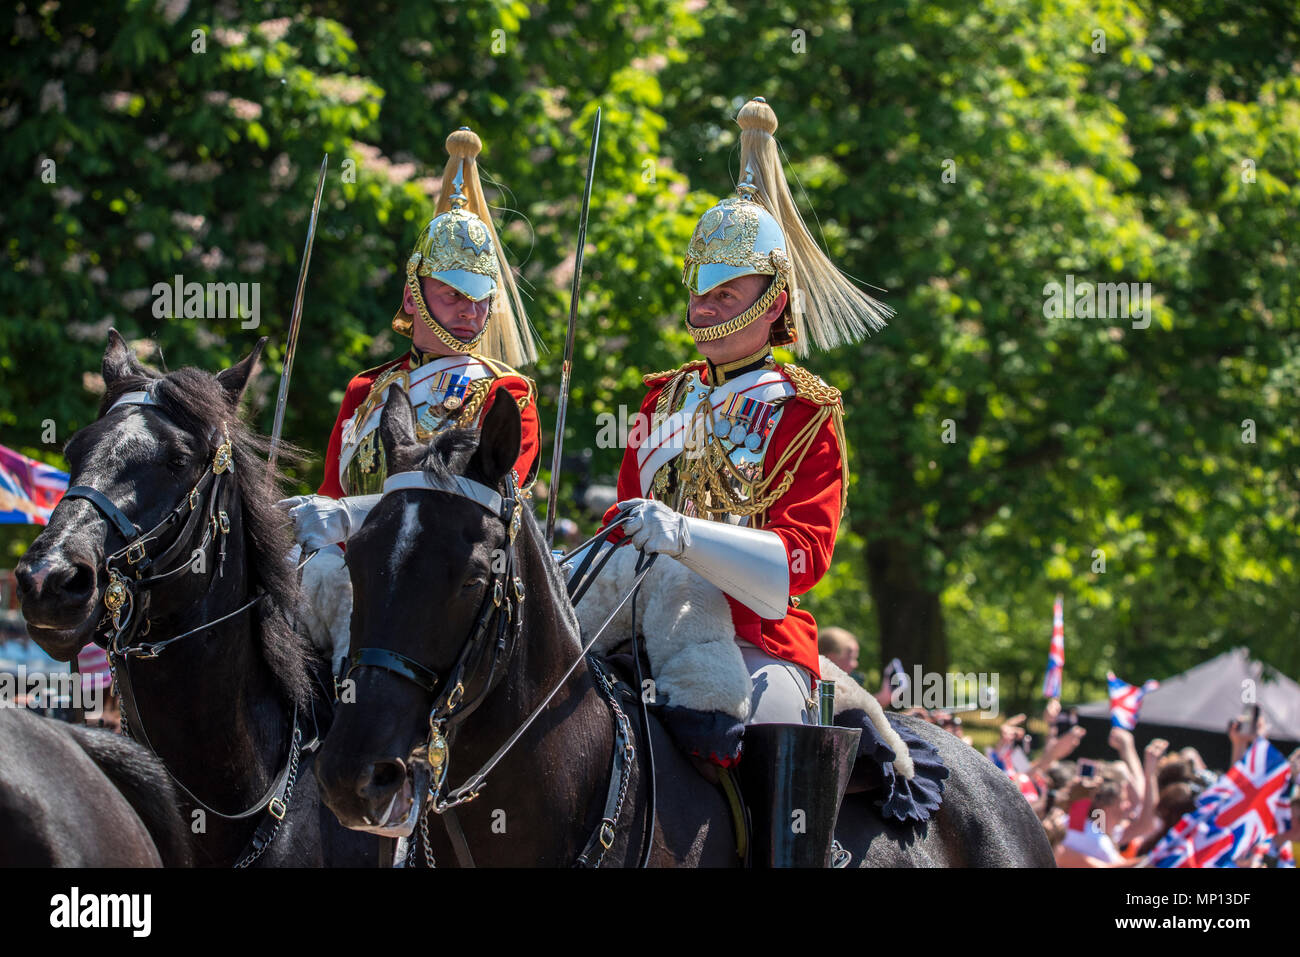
[453,378,494,428]
[646,358,705,387]
[515,373,538,411]
[691,402,827,524]
[750,365,849,525]
[472,354,536,412]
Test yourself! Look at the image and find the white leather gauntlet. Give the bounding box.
[620,498,790,620]
[276,494,381,551]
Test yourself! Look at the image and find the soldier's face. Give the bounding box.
[406,277,490,353]
[688,274,785,364]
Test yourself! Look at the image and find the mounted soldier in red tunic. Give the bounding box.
[280,128,540,672]
[567,97,918,864]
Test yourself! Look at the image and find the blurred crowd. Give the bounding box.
[819,628,1300,867]
[980,703,1300,867]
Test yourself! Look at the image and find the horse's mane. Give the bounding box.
[417,428,581,650]
[100,365,313,711]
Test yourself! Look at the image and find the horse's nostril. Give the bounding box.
[61,563,95,599]
[14,562,37,601]
[369,760,404,792]
[47,561,96,602]
[16,554,96,607]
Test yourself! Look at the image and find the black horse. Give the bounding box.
[0,708,193,866]
[15,331,378,867]
[317,388,1054,866]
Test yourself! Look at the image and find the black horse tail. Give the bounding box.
[66,726,195,867]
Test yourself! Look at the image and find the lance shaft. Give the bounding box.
[269,154,328,472]
[545,109,601,546]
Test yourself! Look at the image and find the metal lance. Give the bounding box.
[269,154,328,472]
[545,108,601,546]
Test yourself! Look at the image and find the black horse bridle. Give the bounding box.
[344,469,526,819]
[60,388,302,867]
[353,468,658,868]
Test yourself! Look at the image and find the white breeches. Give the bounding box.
[738,639,817,726]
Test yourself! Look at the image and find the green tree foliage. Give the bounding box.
[2,0,1295,711]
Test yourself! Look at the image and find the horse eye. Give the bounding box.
[463,577,484,590]
[168,454,188,470]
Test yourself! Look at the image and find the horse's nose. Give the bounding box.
[16,552,97,617]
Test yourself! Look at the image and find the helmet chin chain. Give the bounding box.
[686,271,788,344]
[406,254,489,354]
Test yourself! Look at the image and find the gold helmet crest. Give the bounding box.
[683,98,893,356]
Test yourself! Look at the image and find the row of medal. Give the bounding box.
[711,393,776,452]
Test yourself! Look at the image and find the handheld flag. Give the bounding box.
[0,444,68,525]
[1148,737,1293,867]
[1107,672,1158,730]
[883,657,908,697]
[1043,594,1064,698]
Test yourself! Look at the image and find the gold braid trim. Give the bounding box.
[644,359,705,387]
[473,355,537,412]
[353,365,411,436]
[830,403,849,519]
[781,363,843,408]
[453,377,494,428]
[514,373,537,411]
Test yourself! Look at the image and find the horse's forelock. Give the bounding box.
[417,428,479,482]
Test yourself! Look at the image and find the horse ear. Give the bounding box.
[215,337,268,407]
[102,329,143,387]
[379,384,419,470]
[468,389,521,487]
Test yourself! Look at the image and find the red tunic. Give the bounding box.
[600,363,844,679]
[318,354,540,499]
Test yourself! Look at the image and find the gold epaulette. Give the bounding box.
[780,363,843,408]
[643,359,706,386]
[514,373,537,411]
[475,354,537,412]
[355,355,407,395]
[358,357,403,380]
[354,360,411,426]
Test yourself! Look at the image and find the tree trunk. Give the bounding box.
[864,536,949,678]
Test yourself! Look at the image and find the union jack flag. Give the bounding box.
[988,746,1039,800]
[1106,672,1159,730]
[1042,594,1064,698]
[1009,770,1040,801]
[77,644,113,693]
[0,443,68,525]
[1149,738,1293,868]
[1251,836,1296,868]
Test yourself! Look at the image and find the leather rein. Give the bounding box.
[354,470,657,867]
[61,389,302,867]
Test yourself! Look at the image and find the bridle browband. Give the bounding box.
[60,387,302,867]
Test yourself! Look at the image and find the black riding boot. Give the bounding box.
[737,723,861,868]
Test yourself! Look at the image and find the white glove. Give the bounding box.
[275,494,380,551]
[617,497,790,620]
[619,498,691,558]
